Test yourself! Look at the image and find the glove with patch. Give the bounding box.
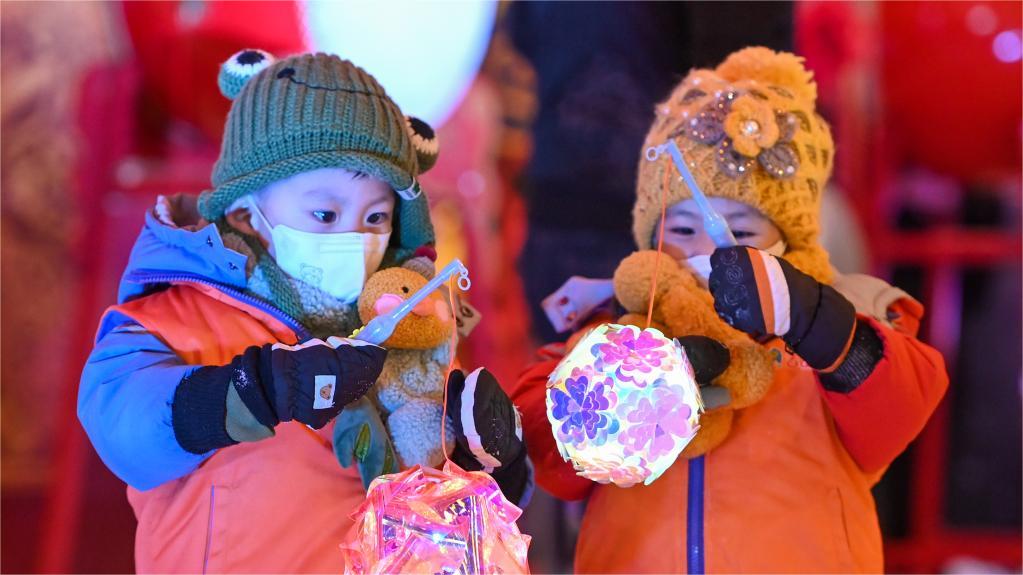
[172,337,386,454]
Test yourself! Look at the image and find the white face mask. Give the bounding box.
[242,195,390,303]
[685,239,787,286]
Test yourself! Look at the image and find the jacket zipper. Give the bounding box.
[687,455,706,574]
[203,485,215,574]
[125,271,311,340]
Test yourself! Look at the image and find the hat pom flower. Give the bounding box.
[723,95,779,157]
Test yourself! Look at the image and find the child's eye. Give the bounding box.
[367,212,389,225]
[669,227,695,236]
[312,210,337,223]
[733,230,756,239]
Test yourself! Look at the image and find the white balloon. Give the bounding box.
[301,0,497,127]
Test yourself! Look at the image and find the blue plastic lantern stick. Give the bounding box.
[645,140,738,249]
[354,259,471,345]
[687,454,706,574]
[646,140,736,575]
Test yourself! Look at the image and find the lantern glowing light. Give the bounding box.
[546,323,703,487]
[341,462,531,574]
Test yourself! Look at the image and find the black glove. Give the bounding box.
[709,246,857,371]
[676,335,730,384]
[173,337,387,454]
[446,368,530,505]
[708,246,884,391]
[677,335,731,409]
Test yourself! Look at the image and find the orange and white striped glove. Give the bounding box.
[708,246,857,372]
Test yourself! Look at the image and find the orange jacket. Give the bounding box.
[111,283,365,573]
[513,315,947,573]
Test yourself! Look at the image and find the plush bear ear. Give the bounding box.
[406,116,439,173]
[218,49,275,100]
[402,256,436,280]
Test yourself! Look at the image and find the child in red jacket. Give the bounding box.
[513,47,948,573]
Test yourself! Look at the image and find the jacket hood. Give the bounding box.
[118,194,249,304]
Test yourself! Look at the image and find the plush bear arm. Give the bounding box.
[613,251,694,315]
[616,312,669,335]
[680,409,735,458]
[661,281,775,410]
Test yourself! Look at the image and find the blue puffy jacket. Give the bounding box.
[78,208,309,491]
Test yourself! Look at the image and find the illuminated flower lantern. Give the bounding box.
[341,462,531,574]
[546,323,703,487]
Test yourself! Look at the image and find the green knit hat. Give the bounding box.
[198,49,439,261]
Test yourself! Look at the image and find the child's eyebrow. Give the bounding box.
[723,211,762,221]
[667,208,701,218]
[670,207,764,221]
[367,196,394,209]
[304,188,343,202]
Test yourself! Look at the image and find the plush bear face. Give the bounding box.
[358,267,453,349]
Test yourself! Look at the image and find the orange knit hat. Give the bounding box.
[633,47,836,283]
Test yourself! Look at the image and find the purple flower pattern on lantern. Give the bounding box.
[616,382,695,460]
[547,323,703,487]
[549,367,618,447]
[591,326,669,386]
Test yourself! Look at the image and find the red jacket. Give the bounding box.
[513,312,947,573]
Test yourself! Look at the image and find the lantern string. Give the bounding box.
[646,165,671,329]
[441,275,460,466]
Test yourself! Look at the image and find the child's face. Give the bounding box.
[658,198,783,260]
[256,167,395,236]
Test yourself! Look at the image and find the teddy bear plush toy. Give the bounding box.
[612,250,776,457]
[333,259,457,488]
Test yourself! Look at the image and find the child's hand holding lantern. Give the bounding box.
[446,368,531,504]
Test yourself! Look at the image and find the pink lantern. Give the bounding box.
[341,462,531,574]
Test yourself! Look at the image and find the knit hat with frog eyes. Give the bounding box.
[198,49,440,264]
[634,47,835,283]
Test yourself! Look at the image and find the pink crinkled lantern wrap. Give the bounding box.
[341,461,531,574]
[546,323,703,487]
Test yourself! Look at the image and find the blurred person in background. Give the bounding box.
[505,1,795,344]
